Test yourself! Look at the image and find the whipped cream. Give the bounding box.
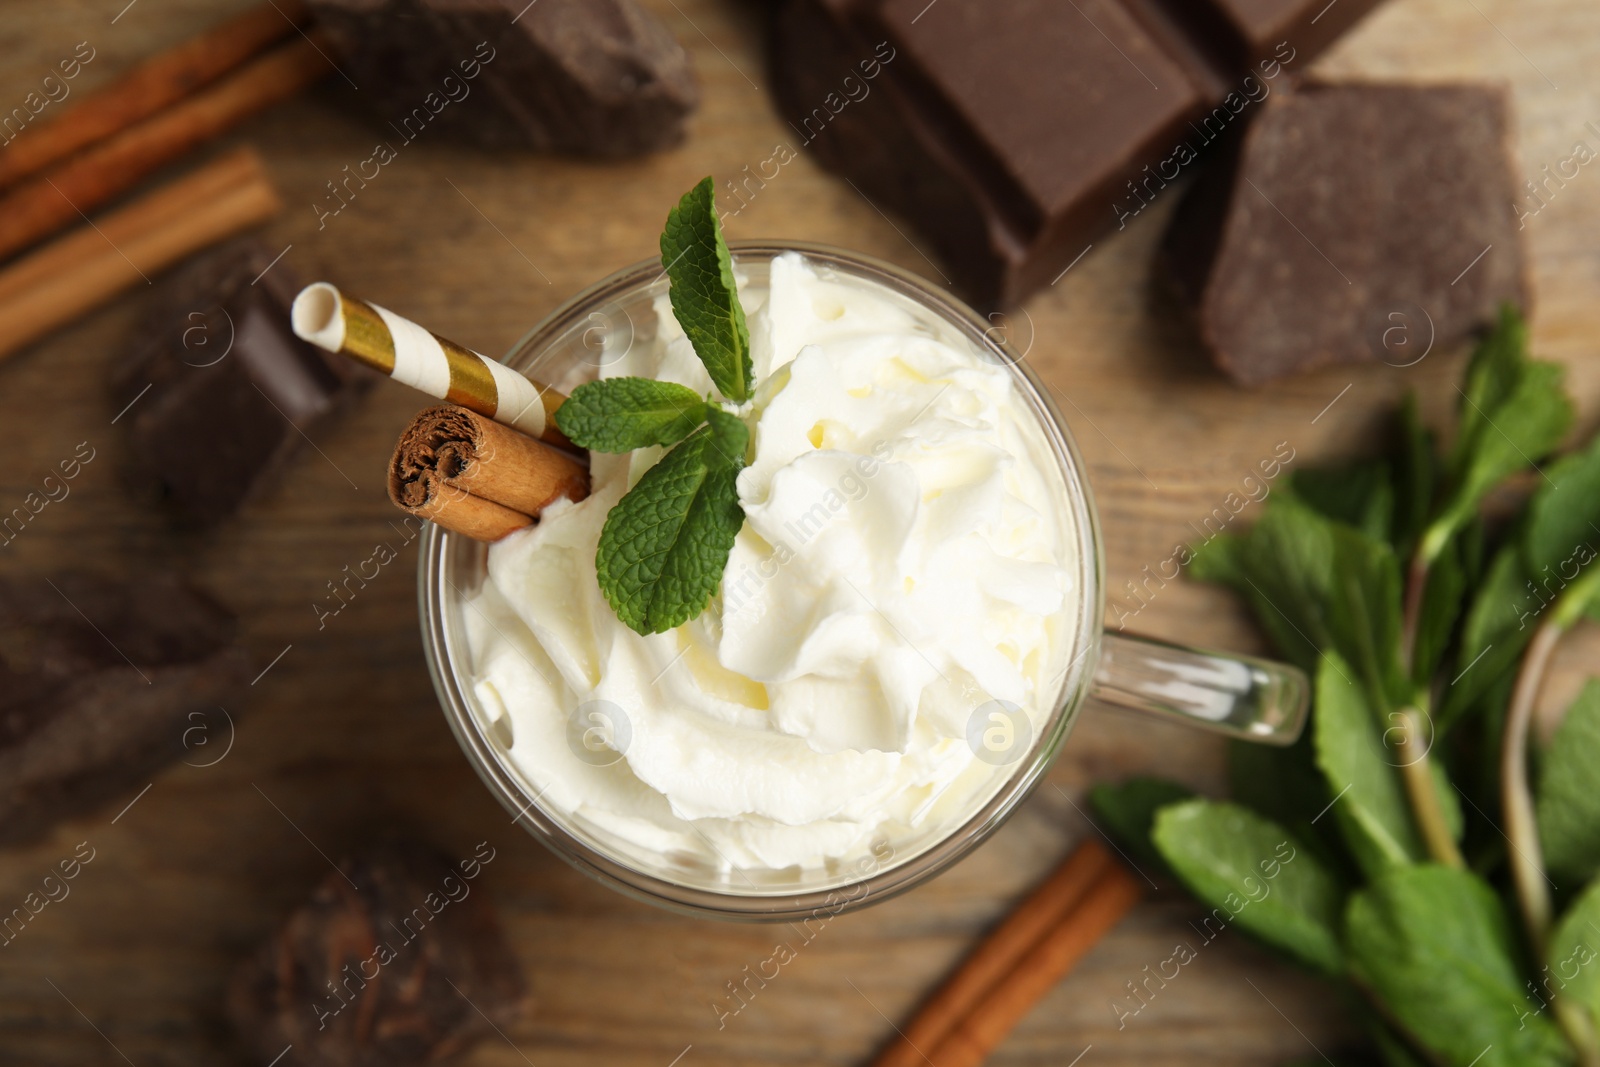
[463,253,1078,884]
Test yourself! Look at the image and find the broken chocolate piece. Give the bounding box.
[770,0,1386,308]
[308,0,699,157]
[0,572,251,844]
[112,238,369,524]
[1160,82,1529,385]
[1142,0,1383,74]
[228,841,527,1067]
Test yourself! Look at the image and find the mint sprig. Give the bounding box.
[572,178,755,635]
[660,177,752,403]
[1095,308,1600,1066]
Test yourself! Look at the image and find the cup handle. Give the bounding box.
[1089,632,1310,745]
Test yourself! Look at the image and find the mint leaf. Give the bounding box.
[554,378,710,453]
[1547,876,1600,1036]
[1453,357,1570,506]
[661,177,752,403]
[1191,495,1407,710]
[1412,528,1468,685]
[595,422,746,634]
[1323,517,1409,710]
[1523,436,1600,627]
[1537,680,1600,884]
[1151,799,1344,974]
[1228,732,1344,861]
[1424,308,1573,562]
[1185,530,1248,585]
[1188,508,1329,674]
[1289,460,1394,545]
[1370,1023,1433,1067]
[1452,305,1532,472]
[1525,439,1600,574]
[1346,865,1571,1067]
[1393,392,1439,558]
[702,406,751,469]
[1440,543,1539,730]
[1089,777,1193,875]
[1313,654,1425,876]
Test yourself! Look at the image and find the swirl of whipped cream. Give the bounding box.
[465,252,1077,878]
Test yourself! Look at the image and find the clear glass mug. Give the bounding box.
[419,243,1308,921]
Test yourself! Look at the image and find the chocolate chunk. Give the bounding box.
[308,0,699,157]
[113,239,368,524]
[228,841,527,1067]
[770,0,1385,308]
[1140,0,1382,74]
[0,572,250,844]
[1160,82,1529,385]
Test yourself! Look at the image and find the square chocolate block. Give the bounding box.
[113,239,369,523]
[1161,82,1529,385]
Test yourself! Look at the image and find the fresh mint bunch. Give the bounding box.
[553,177,754,635]
[1094,308,1600,1067]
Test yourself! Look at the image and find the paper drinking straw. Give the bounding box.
[290,281,567,445]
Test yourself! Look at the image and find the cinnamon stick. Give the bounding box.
[0,147,281,363]
[0,0,310,190]
[389,406,590,543]
[870,839,1115,1067]
[0,35,327,261]
[869,838,1142,1067]
[930,863,1143,1067]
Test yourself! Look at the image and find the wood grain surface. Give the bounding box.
[0,1,1596,1064]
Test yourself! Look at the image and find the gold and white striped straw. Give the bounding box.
[290,282,568,447]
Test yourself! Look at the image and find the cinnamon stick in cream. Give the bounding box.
[389,405,589,543]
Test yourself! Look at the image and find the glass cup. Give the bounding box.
[419,243,1308,921]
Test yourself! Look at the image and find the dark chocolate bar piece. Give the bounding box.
[1160,82,1529,385]
[228,841,526,1067]
[770,0,1386,308]
[113,239,368,524]
[0,572,250,844]
[308,0,699,157]
[1142,0,1384,73]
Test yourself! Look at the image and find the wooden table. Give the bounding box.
[1,1,1596,1063]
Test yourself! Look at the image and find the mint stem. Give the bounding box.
[1395,540,1464,870]
[1504,616,1560,950]
[1505,616,1600,1065]
[1556,998,1600,1067]
[1400,551,1430,669]
[1393,706,1465,870]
